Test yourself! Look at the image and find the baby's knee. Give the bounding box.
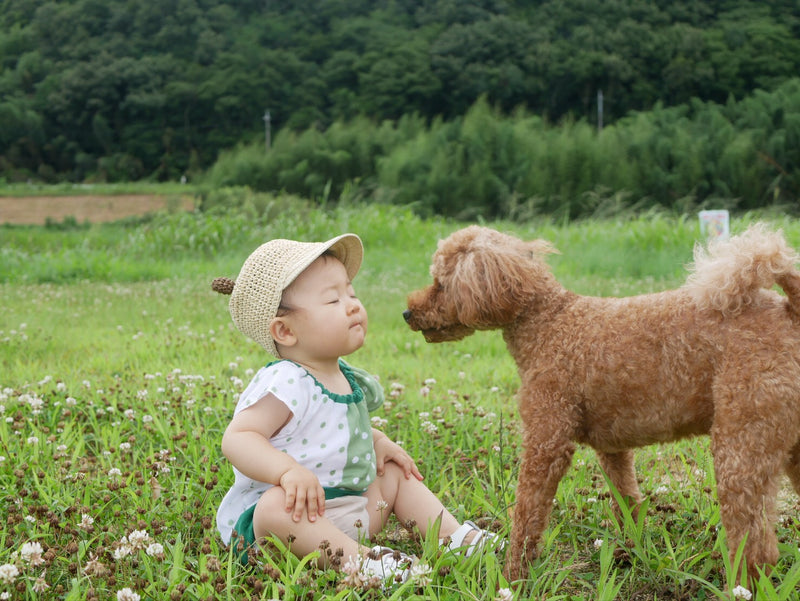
[252,487,291,535]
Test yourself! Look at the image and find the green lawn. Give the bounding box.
[2,201,800,599]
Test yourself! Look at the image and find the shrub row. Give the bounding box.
[204,79,800,219]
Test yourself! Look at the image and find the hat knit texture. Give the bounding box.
[215,234,363,356]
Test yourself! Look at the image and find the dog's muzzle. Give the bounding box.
[402,309,412,323]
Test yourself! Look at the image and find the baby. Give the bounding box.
[213,233,498,582]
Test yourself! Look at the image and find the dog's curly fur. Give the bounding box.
[405,224,800,583]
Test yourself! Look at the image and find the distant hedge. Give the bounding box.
[203,79,800,220]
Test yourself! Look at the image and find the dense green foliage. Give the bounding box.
[2,0,799,187]
[207,81,800,219]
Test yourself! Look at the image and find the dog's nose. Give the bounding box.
[402,309,412,323]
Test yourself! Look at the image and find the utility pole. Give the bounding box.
[263,110,271,152]
[597,90,603,132]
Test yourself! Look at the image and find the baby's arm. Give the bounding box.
[221,394,326,522]
[372,429,424,481]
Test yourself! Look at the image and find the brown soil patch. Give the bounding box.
[0,195,195,225]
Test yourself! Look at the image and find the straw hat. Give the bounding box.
[212,234,363,356]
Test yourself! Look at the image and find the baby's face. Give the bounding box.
[280,255,367,359]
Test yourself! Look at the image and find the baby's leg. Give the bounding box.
[364,461,461,539]
[252,486,367,567]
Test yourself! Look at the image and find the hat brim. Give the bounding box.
[282,233,363,291]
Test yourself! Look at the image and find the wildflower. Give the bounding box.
[124,409,135,420]
[376,500,389,512]
[371,416,388,429]
[113,545,133,560]
[146,543,164,558]
[496,588,514,601]
[341,556,366,588]
[127,530,151,549]
[593,539,604,549]
[108,468,122,477]
[732,585,752,600]
[83,555,108,577]
[654,485,669,495]
[0,563,19,584]
[27,436,39,445]
[116,588,141,601]
[419,386,431,397]
[421,421,438,434]
[20,541,44,566]
[410,562,432,586]
[78,514,94,530]
[119,442,132,452]
[66,396,77,406]
[32,571,49,593]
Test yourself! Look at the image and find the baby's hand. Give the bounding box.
[374,436,424,481]
[279,466,325,523]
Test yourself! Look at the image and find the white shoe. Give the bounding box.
[440,520,504,557]
[360,546,416,582]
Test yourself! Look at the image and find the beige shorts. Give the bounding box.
[325,495,370,541]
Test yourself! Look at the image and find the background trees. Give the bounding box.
[1,0,799,213]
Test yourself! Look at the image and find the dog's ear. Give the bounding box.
[447,232,559,327]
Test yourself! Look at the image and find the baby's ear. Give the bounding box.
[269,317,297,349]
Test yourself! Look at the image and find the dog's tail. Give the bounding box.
[685,223,800,316]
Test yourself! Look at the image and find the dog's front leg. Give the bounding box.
[505,421,575,581]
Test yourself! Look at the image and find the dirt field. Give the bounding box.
[0,195,195,225]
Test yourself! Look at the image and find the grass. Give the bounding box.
[2,200,800,599]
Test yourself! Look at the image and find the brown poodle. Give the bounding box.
[404,224,800,584]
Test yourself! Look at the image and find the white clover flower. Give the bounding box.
[56,382,66,392]
[20,541,44,566]
[654,485,669,495]
[146,543,164,558]
[116,588,141,601]
[113,545,133,560]
[370,416,388,429]
[127,530,150,549]
[124,409,135,420]
[78,514,94,529]
[32,571,49,593]
[421,421,438,434]
[119,442,131,452]
[108,468,122,477]
[27,436,39,445]
[424,378,437,386]
[410,562,432,586]
[496,588,514,601]
[0,563,19,584]
[732,585,752,600]
[376,500,389,512]
[593,539,604,549]
[341,555,366,588]
[419,386,431,397]
[66,396,77,406]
